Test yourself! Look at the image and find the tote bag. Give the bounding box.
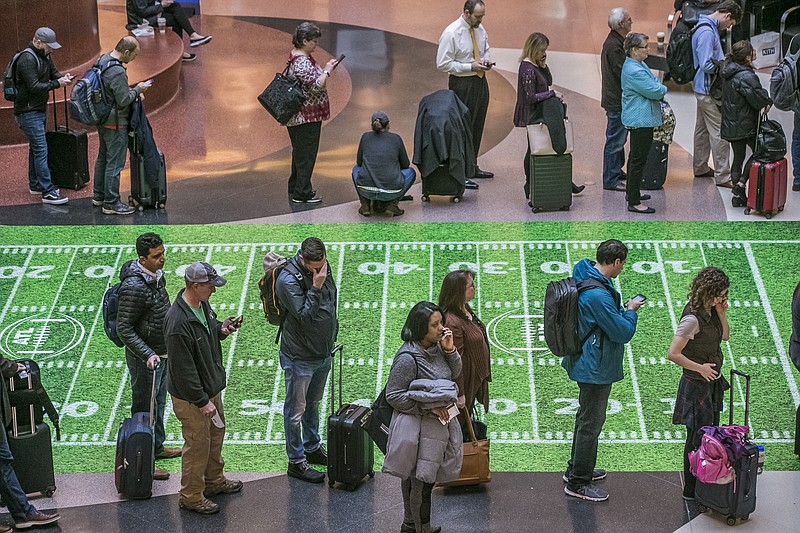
[438,408,491,487]
[258,57,306,125]
[526,120,574,155]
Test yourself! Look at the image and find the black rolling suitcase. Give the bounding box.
[129,140,167,210]
[529,154,572,213]
[695,370,758,526]
[46,87,89,190]
[421,162,466,203]
[641,141,669,190]
[327,344,374,490]
[6,361,57,498]
[115,363,157,499]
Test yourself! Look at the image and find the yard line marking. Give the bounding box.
[475,243,482,321]
[521,242,538,441]
[62,247,125,428]
[0,248,35,328]
[40,246,79,328]
[653,244,677,332]
[103,368,130,441]
[221,245,257,404]
[375,244,391,397]
[743,242,800,406]
[428,243,434,303]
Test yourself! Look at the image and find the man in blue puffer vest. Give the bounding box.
[562,239,643,502]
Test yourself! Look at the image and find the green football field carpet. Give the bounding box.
[1,222,800,475]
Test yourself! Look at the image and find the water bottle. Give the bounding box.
[756,444,765,474]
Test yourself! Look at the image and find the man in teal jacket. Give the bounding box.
[562,239,642,502]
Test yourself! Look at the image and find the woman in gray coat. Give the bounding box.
[385,302,463,533]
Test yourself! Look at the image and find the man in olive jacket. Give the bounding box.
[116,233,180,480]
[164,262,242,515]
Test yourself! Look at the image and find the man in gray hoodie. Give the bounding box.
[93,36,150,215]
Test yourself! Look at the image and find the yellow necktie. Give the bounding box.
[470,27,484,78]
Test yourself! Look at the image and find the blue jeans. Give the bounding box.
[94,126,129,207]
[351,165,416,199]
[14,111,56,194]
[602,111,628,189]
[0,422,35,521]
[125,351,168,453]
[279,352,331,463]
[566,382,612,488]
[793,111,800,184]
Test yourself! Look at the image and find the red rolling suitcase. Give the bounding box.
[744,158,787,219]
[46,87,90,190]
[327,344,375,491]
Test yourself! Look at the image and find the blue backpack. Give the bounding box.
[102,282,124,347]
[69,58,122,125]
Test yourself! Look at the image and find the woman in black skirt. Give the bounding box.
[668,266,731,500]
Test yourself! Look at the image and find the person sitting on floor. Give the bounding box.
[352,111,416,217]
[126,0,212,62]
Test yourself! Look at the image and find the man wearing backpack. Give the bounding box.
[12,27,73,205]
[93,36,150,215]
[275,237,338,483]
[690,0,742,188]
[562,239,642,502]
[116,233,180,481]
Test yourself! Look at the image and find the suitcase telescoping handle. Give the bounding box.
[8,369,36,438]
[330,344,344,413]
[149,360,159,430]
[50,85,70,131]
[729,369,750,428]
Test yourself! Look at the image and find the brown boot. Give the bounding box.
[153,466,170,480]
[385,199,404,217]
[358,197,372,217]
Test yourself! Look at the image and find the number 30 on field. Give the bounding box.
[357,262,510,275]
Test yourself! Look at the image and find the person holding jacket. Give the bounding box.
[384,301,463,533]
[274,237,338,483]
[93,36,150,215]
[621,32,667,214]
[720,41,773,207]
[164,262,243,515]
[562,239,641,502]
[668,266,730,501]
[513,32,584,197]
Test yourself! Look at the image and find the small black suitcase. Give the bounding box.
[129,146,167,210]
[529,153,572,213]
[46,87,89,190]
[7,375,56,498]
[327,345,374,490]
[641,141,669,190]
[115,363,157,499]
[421,162,466,203]
[695,370,758,526]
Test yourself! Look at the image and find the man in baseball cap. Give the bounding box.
[33,27,61,49]
[164,260,241,514]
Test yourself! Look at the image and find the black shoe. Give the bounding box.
[793,182,800,192]
[694,169,715,178]
[628,204,655,214]
[465,179,479,190]
[572,182,585,194]
[306,446,328,466]
[292,195,323,204]
[182,53,197,62]
[287,461,325,483]
[619,171,627,181]
[563,468,607,483]
[639,194,651,201]
[472,169,494,179]
[604,182,626,192]
[190,35,213,47]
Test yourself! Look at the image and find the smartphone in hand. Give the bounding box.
[233,315,244,328]
[333,54,345,69]
[631,294,647,304]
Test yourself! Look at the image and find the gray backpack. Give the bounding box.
[769,35,800,113]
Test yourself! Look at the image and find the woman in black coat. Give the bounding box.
[720,40,772,207]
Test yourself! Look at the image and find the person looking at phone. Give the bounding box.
[384,302,463,533]
[668,266,730,501]
[93,36,151,215]
[562,239,641,502]
[284,22,340,205]
[274,237,339,483]
[164,262,243,514]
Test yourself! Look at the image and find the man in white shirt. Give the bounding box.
[436,0,494,182]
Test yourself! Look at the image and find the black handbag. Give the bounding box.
[258,57,306,125]
[754,112,787,163]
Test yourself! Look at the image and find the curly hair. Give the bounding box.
[688,266,730,314]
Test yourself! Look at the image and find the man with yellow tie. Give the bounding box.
[436,0,494,185]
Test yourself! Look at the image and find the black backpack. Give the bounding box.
[543,277,610,357]
[666,21,713,85]
[3,48,38,102]
[6,359,61,440]
[753,113,787,163]
[365,352,418,454]
[102,282,124,347]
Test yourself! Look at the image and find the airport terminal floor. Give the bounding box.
[1,1,799,531]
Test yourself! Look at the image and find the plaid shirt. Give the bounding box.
[285,53,330,127]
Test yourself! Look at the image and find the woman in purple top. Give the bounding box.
[513,32,584,198]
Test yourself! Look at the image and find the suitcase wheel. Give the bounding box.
[368,471,375,478]
[138,205,144,212]
[726,516,736,526]
[422,195,429,202]
[328,480,334,487]
[697,504,708,513]
[158,202,165,209]
[744,207,751,215]
[451,196,460,203]
[778,206,784,212]
[532,207,542,214]
[560,205,570,211]
[45,488,55,497]
[765,212,772,219]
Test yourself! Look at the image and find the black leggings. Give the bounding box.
[401,477,434,529]
[149,2,195,39]
[730,138,755,186]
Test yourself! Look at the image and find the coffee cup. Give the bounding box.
[657,32,665,49]
[157,17,166,33]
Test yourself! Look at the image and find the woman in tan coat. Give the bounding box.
[438,270,491,425]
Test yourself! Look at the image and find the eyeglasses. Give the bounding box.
[637,45,649,49]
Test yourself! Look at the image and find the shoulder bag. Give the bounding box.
[258,56,307,125]
[438,407,491,487]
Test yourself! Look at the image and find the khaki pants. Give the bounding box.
[693,93,731,184]
[172,394,226,503]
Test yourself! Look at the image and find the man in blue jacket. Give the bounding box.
[562,239,642,502]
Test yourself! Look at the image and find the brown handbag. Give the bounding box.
[439,408,491,487]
